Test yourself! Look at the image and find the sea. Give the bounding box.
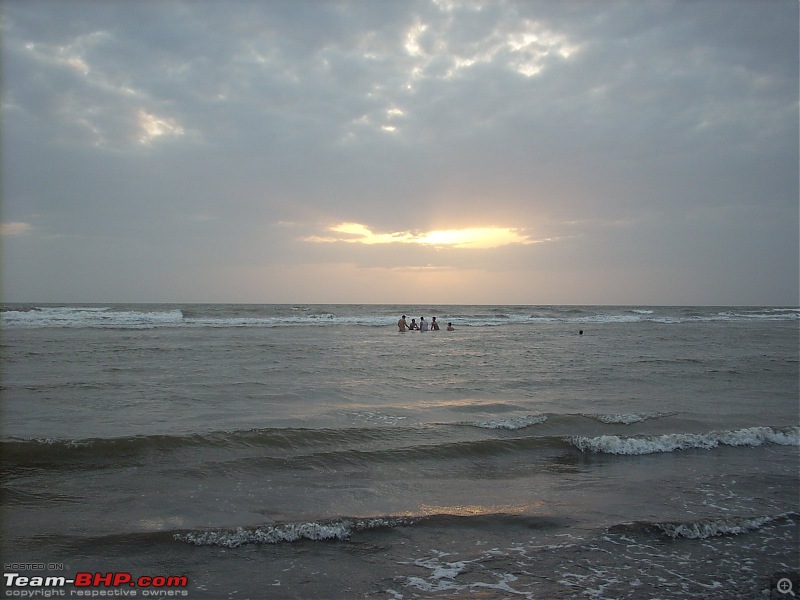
[1,304,798,599]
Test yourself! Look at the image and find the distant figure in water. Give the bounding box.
[398,315,408,332]
[431,317,440,331]
[420,317,429,332]
[579,330,584,335]
[447,322,455,331]
[409,318,419,330]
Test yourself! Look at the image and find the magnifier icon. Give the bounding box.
[778,578,796,596]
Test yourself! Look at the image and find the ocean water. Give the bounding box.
[1,304,798,599]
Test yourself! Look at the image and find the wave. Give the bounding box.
[0,428,569,476]
[462,412,674,429]
[173,513,565,548]
[175,511,799,549]
[25,510,797,553]
[3,304,798,329]
[1,426,401,462]
[465,414,549,430]
[5,424,796,475]
[175,516,415,548]
[610,512,799,540]
[658,514,795,539]
[570,426,800,455]
[593,412,672,425]
[0,306,344,330]
[3,411,676,461]
[1,306,185,329]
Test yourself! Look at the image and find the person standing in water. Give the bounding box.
[397,315,408,332]
[420,317,429,332]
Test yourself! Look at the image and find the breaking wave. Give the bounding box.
[466,414,549,430]
[173,513,566,548]
[570,426,800,455]
[610,513,799,540]
[7,423,797,477]
[3,304,798,329]
[657,514,795,539]
[174,516,414,548]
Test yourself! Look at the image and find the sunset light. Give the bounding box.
[416,227,531,248]
[305,223,533,249]
[2,3,797,597]
[2,0,795,306]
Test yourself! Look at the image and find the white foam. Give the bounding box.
[470,415,548,430]
[403,576,461,593]
[176,522,350,548]
[570,426,800,455]
[718,308,800,321]
[5,305,797,329]
[345,411,409,425]
[414,554,470,580]
[658,515,781,539]
[650,317,685,324]
[594,414,647,425]
[405,552,533,597]
[1,306,184,329]
[174,517,411,548]
[16,437,94,448]
[527,313,643,324]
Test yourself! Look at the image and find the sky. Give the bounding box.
[1,0,798,305]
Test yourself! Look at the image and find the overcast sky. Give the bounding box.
[2,0,798,305]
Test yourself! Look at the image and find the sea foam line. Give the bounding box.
[570,426,800,455]
[174,517,414,548]
[468,415,548,430]
[657,513,797,539]
[465,413,665,430]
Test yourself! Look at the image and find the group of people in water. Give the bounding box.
[397,315,454,332]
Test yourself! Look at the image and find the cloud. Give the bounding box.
[1,222,34,236]
[4,8,191,150]
[136,109,185,145]
[1,0,797,304]
[304,222,542,249]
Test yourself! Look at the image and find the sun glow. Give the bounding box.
[416,227,529,248]
[304,222,534,249]
[137,109,185,144]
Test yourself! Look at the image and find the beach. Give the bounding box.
[2,304,798,598]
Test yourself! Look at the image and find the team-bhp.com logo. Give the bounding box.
[4,572,189,597]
